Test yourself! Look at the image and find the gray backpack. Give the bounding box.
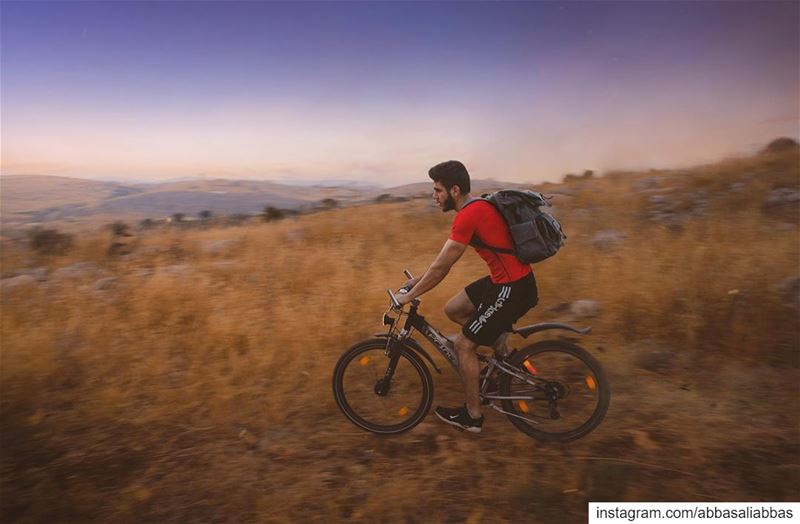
[465,190,566,264]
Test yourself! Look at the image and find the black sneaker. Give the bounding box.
[434,405,484,433]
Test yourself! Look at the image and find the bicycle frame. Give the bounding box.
[383,299,545,405]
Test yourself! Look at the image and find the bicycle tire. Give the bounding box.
[332,338,434,434]
[498,340,610,442]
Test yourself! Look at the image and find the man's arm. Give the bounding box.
[400,239,467,302]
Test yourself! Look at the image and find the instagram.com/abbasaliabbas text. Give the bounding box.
[589,502,797,523]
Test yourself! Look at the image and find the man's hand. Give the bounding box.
[396,290,413,306]
[399,277,419,293]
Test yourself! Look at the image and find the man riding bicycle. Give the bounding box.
[396,160,539,433]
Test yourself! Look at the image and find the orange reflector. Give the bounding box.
[585,375,597,391]
[523,360,538,375]
[398,406,409,416]
[517,400,530,413]
[359,356,370,366]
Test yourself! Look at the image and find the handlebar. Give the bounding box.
[387,269,417,310]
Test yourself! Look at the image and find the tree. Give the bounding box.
[320,198,338,209]
[172,212,185,223]
[199,210,213,220]
[262,206,284,222]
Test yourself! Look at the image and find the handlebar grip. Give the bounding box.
[387,288,401,308]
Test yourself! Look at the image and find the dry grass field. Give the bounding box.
[1,148,798,522]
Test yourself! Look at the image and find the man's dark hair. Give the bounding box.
[428,160,471,194]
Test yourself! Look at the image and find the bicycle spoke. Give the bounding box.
[498,341,609,441]
[339,347,426,427]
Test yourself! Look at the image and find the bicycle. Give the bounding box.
[332,270,610,442]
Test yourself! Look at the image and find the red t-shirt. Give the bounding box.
[449,200,532,284]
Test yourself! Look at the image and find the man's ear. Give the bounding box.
[450,185,462,197]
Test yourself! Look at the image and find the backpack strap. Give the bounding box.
[469,235,516,255]
[461,197,516,255]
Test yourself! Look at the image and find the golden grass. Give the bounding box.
[1,150,798,522]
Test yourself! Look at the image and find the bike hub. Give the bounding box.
[374,378,390,397]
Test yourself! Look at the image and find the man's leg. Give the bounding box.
[444,289,474,327]
[492,332,511,358]
[453,334,482,419]
[446,289,510,356]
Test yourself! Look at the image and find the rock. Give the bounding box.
[13,267,49,282]
[646,195,681,226]
[138,246,164,257]
[201,239,244,256]
[633,344,675,373]
[628,429,659,451]
[210,261,237,271]
[645,192,708,226]
[109,240,135,256]
[763,188,800,212]
[133,268,154,279]
[94,277,117,291]
[691,191,710,217]
[728,182,745,193]
[161,264,191,277]
[633,178,659,191]
[547,302,572,314]
[52,262,100,280]
[0,275,38,292]
[285,228,307,243]
[776,277,800,308]
[569,300,600,318]
[590,230,626,249]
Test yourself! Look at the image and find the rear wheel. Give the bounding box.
[332,339,433,434]
[498,340,610,442]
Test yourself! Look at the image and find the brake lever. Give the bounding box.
[387,288,401,309]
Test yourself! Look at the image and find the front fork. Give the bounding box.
[375,331,408,397]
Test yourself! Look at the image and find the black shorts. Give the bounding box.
[462,273,539,346]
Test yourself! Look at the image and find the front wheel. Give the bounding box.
[333,338,434,434]
[498,340,610,442]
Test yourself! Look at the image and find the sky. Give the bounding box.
[1,1,798,186]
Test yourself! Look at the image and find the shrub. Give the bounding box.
[27,227,73,256]
[109,221,131,237]
[762,137,799,154]
[262,206,285,222]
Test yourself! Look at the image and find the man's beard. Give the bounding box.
[441,193,456,212]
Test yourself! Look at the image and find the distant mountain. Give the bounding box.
[378,178,535,198]
[0,175,144,216]
[0,175,529,227]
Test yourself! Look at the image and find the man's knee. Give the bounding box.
[445,292,474,323]
[454,334,478,356]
